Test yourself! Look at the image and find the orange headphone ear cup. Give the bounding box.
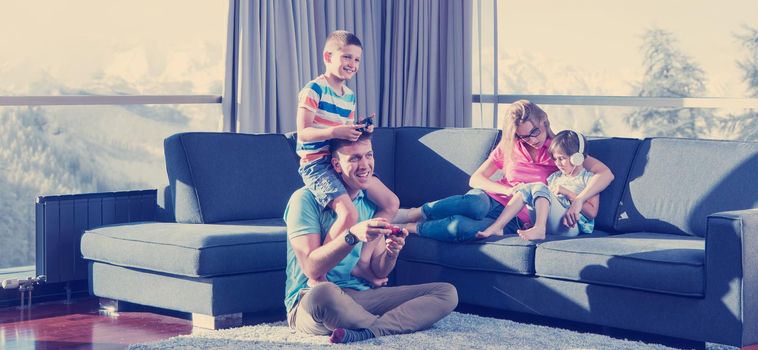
[569,131,585,166]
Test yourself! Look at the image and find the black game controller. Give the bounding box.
[356,115,375,133]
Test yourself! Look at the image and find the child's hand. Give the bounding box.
[552,184,571,197]
[355,113,375,133]
[332,124,364,141]
[549,183,561,195]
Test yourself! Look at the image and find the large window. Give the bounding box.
[472,0,758,140]
[0,1,226,96]
[0,1,227,271]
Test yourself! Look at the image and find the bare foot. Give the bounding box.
[517,226,546,240]
[476,226,504,239]
[392,208,411,224]
[405,207,425,223]
[352,264,388,288]
[405,222,418,234]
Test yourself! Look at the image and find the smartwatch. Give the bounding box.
[344,230,359,246]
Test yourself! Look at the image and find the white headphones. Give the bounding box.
[569,131,585,167]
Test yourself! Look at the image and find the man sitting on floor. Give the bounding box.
[284,132,458,343]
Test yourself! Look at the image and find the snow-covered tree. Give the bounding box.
[737,26,758,97]
[721,26,758,141]
[626,27,714,138]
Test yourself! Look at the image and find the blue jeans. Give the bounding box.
[417,189,521,242]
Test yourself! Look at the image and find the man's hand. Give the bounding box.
[331,124,364,141]
[384,227,408,257]
[349,218,389,242]
[368,221,406,279]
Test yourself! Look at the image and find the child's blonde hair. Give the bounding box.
[323,30,362,56]
[498,100,554,158]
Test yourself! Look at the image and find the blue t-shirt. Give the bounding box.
[283,187,376,312]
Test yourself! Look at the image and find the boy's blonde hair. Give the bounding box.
[498,100,555,158]
[323,30,362,55]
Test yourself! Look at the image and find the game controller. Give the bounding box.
[388,225,403,236]
[356,114,375,133]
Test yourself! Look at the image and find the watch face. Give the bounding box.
[345,232,358,246]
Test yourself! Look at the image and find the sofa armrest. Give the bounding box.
[36,189,158,284]
[706,208,758,347]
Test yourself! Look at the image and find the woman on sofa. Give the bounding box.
[397,100,614,241]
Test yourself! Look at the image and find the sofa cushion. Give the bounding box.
[370,128,397,191]
[81,220,287,278]
[535,232,705,296]
[615,138,758,236]
[394,128,499,208]
[89,262,285,316]
[400,235,537,275]
[585,137,640,232]
[165,132,302,224]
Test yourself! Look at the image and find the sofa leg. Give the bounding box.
[98,298,123,316]
[192,313,243,330]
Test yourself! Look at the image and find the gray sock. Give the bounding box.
[329,328,375,343]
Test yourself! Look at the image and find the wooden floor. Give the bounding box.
[0,297,194,350]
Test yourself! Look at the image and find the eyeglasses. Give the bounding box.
[515,127,541,141]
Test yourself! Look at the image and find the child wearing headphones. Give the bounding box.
[475,130,599,240]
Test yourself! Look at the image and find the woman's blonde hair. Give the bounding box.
[498,100,555,159]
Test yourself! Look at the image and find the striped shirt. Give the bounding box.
[296,75,356,165]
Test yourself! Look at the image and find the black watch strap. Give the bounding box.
[344,230,359,246]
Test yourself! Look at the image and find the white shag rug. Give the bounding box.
[128,312,735,350]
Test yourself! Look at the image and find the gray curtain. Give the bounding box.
[223,0,471,133]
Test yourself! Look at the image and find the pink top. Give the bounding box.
[485,138,559,225]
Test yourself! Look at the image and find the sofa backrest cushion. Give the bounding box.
[614,138,758,237]
[585,137,641,232]
[370,128,397,192]
[165,132,302,224]
[394,128,500,208]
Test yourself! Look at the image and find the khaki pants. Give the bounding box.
[288,282,458,337]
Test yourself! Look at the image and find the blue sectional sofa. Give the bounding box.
[80,128,758,348]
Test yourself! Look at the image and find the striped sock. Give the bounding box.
[329,328,375,343]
